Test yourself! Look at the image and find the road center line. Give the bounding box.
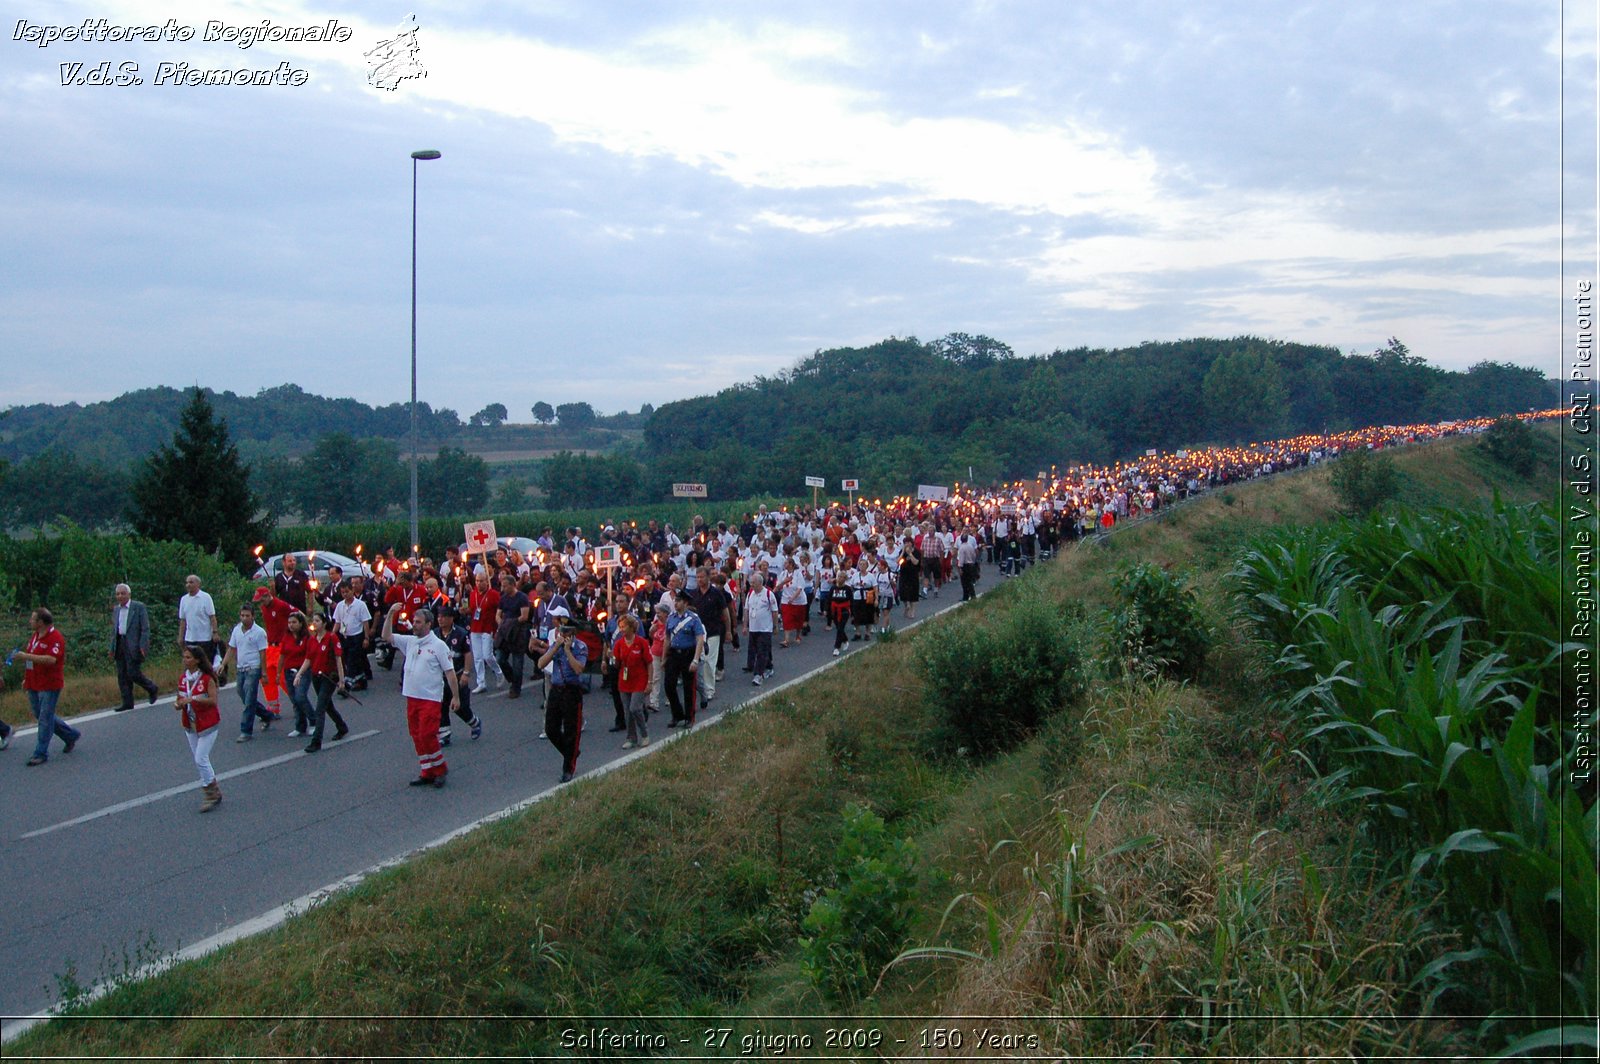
[18,729,382,841]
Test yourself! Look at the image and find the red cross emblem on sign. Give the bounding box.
[472,528,491,548]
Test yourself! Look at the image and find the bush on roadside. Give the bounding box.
[917,588,1087,760]
[1106,562,1210,680]
[799,804,920,1004]
[1478,415,1539,476]
[1329,445,1400,515]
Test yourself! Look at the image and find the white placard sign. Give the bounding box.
[916,484,950,501]
[672,482,708,498]
[804,476,826,488]
[463,520,498,555]
[593,544,623,570]
[841,478,860,491]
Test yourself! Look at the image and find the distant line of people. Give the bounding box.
[1,409,1560,807]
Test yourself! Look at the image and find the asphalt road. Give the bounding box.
[0,562,1005,1032]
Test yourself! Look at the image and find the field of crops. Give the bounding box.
[1232,501,1595,1053]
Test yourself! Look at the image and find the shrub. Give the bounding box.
[1329,445,1400,515]
[1107,562,1210,680]
[1478,415,1539,476]
[799,804,920,1003]
[916,589,1087,760]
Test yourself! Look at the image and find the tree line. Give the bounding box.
[538,333,1557,507]
[0,333,1560,529]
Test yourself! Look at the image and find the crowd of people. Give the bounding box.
[2,410,1556,806]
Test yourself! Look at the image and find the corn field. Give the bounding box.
[1232,501,1595,1048]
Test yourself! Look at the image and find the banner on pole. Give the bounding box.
[463,520,498,554]
[1000,503,1019,515]
[804,476,826,489]
[593,544,623,570]
[671,483,708,498]
[916,484,949,501]
[841,478,860,491]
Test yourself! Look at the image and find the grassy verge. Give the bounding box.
[11,428,1560,1058]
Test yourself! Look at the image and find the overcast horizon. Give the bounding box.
[4,1,1596,418]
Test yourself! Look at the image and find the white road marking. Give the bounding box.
[18,730,382,840]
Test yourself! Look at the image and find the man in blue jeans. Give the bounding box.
[16,608,80,766]
[221,604,274,741]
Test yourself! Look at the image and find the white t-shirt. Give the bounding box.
[228,623,269,670]
[333,598,372,638]
[179,590,217,642]
[391,631,454,702]
[745,587,778,632]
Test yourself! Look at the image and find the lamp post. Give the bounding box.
[409,148,441,559]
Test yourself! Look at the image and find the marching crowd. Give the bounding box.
[2,411,1552,807]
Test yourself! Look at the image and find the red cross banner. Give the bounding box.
[463,519,498,555]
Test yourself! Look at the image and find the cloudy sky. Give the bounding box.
[3,0,1595,419]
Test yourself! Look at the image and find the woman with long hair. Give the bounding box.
[280,611,314,737]
[303,612,349,753]
[175,644,223,812]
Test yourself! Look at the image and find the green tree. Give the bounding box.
[1479,415,1539,476]
[531,401,555,424]
[932,332,1012,367]
[469,403,508,428]
[1330,445,1401,515]
[293,434,406,523]
[8,450,130,530]
[1202,345,1289,442]
[492,476,529,512]
[126,387,273,567]
[418,446,490,515]
[555,402,597,430]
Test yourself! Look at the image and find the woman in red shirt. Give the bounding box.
[279,612,313,737]
[612,613,653,749]
[303,613,348,753]
[176,644,223,811]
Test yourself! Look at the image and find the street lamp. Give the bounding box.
[409,148,442,559]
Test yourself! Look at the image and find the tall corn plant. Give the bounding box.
[1231,502,1596,1039]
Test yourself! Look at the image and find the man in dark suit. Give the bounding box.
[112,583,159,711]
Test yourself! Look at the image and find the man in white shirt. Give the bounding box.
[222,604,274,740]
[743,573,778,684]
[956,526,982,601]
[383,604,460,788]
[177,574,218,666]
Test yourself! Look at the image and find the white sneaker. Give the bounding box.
[752,675,763,686]
[471,684,487,695]
[621,741,636,750]
[286,729,302,738]
[639,737,650,746]
[832,649,840,657]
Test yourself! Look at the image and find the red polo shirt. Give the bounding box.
[258,596,294,644]
[24,627,66,692]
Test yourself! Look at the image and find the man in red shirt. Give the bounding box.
[382,568,428,671]
[16,607,80,766]
[466,569,501,693]
[252,586,294,716]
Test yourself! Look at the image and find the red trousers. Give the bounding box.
[406,696,447,779]
[263,644,281,711]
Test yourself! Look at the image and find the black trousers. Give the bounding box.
[438,673,476,732]
[341,632,371,682]
[308,674,347,743]
[961,562,979,601]
[115,637,158,707]
[496,628,527,693]
[664,647,697,724]
[545,683,583,775]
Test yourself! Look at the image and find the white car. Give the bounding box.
[253,550,365,587]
